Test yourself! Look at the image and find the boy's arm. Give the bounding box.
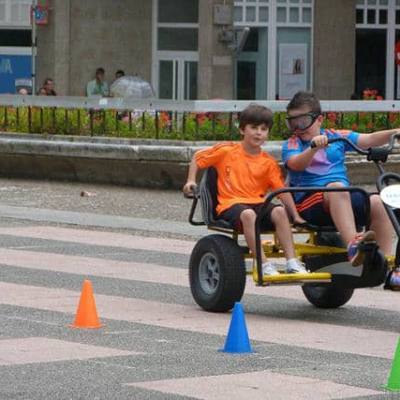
[183,157,201,195]
[286,135,328,171]
[278,192,306,224]
[357,128,400,149]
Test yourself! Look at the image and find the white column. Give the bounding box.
[151,0,158,97]
[386,0,396,99]
[267,1,277,100]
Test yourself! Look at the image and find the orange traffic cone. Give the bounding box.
[70,280,102,329]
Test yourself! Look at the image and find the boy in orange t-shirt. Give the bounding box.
[183,104,307,276]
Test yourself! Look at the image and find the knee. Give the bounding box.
[240,209,256,225]
[370,194,385,212]
[271,206,287,224]
[327,182,345,188]
[326,182,350,200]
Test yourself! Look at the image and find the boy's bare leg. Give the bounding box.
[240,209,268,263]
[270,206,296,259]
[370,194,394,255]
[324,182,358,245]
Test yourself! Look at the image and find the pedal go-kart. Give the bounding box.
[186,134,400,312]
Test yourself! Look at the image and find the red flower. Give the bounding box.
[327,112,337,122]
[159,111,171,128]
[389,112,398,123]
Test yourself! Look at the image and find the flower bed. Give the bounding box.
[0,106,398,141]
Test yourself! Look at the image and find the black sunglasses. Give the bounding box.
[285,112,321,132]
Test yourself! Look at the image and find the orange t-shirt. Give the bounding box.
[195,142,285,214]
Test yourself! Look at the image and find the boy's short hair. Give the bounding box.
[287,91,321,114]
[96,67,105,75]
[238,104,274,130]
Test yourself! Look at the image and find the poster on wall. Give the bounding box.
[279,43,307,100]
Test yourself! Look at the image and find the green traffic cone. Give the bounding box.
[384,338,400,391]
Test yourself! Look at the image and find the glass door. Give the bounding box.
[355,29,387,98]
[158,57,198,100]
[235,27,268,100]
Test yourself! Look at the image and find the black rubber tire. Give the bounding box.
[302,231,354,308]
[301,284,354,308]
[189,234,246,312]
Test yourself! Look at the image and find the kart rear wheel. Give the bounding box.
[189,234,246,312]
[302,231,354,308]
[302,285,354,308]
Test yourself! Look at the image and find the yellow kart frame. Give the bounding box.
[188,168,387,312]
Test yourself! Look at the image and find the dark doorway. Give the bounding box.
[237,61,256,100]
[355,29,386,98]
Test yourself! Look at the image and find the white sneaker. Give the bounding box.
[262,261,280,276]
[286,259,309,274]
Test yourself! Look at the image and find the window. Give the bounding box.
[154,0,199,100]
[0,29,30,46]
[0,0,32,27]
[158,0,198,23]
[234,0,313,99]
[234,0,312,26]
[356,0,389,26]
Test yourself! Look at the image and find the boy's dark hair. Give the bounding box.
[96,67,105,75]
[238,104,274,130]
[116,69,125,76]
[286,91,321,114]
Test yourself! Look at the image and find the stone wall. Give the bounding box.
[37,0,152,96]
[0,133,396,189]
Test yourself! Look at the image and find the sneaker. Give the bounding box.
[385,269,400,291]
[262,261,280,276]
[347,230,376,267]
[286,259,309,274]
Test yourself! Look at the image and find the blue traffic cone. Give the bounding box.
[221,302,252,353]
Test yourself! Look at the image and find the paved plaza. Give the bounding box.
[0,178,399,399]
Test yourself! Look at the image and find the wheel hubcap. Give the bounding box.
[199,253,220,295]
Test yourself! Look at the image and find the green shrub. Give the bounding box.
[0,107,398,141]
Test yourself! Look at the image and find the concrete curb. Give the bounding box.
[0,132,399,188]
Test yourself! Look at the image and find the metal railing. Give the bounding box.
[0,95,400,140]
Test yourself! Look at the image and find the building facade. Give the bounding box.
[0,0,397,100]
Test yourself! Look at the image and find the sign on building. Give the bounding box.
[0,48,32,93]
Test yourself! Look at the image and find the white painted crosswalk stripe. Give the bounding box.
[0,338,139,366]
[128,370,381,400]
[0,225,194,254]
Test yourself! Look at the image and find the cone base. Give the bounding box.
[219,348,253,354]
[382,384,400,392]
[69,323,103,329]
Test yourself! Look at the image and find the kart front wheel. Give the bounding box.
[189,234,246,312]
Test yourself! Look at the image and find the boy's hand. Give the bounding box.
[183,181,197,195]
[310,135,328,149]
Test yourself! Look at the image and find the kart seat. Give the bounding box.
[199,168,236,231]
